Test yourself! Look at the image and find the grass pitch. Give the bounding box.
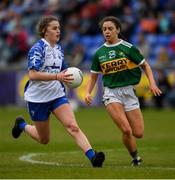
[0,106,175,179]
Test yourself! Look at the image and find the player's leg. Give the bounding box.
[54,103,92,150]
[12,101,51,144]
[126,108,144,139]
[25,120,50,144]
[125,108,144,165]
[52,99,105,167]
[12,116,50,144]
[121,87,144,165]
[123,86,144,139]
[106,102,137,154]
[106,102,142,166]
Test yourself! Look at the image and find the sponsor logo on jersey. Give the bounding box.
[100,58,138,74]
[99,55,107,61]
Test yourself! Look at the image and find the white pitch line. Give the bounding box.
[19,149,175,171]
[19,153,86,167]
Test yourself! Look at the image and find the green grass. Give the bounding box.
[0,106,175,179]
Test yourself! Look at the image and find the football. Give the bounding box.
[65,67,83,88]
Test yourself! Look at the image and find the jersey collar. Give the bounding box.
[41,38,56,48]
[104,39,123,47]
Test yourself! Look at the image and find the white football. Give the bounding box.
[65,67,83,88]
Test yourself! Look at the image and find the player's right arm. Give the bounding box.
[28,69,57,81]
[28,69,73,83]
[85,73,98,105]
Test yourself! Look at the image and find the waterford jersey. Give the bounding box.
[24,38,68,103]
[91,40,145,88]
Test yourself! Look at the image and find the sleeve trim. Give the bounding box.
[138,59,145,66]
[90,70,101,74]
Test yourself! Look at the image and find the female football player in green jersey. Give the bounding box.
[85,16,162,166]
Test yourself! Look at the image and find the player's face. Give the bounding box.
[44,20,60,46]
[102,21,120,44]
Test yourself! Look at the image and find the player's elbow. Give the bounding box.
[28,70,38,80]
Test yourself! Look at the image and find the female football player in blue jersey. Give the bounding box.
[12,15,105,167]
[85,16,162,166]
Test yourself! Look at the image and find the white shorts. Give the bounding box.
[102,85,140,112]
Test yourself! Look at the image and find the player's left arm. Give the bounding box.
[141,61,162,96]
[85,73,98,105]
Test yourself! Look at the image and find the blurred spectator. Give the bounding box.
[0,0,174,75]
[136,32,151,59]
[157,12,170,34]
[22,0,48,15]
[153,69,172,109]
[0,1,9,20]
[7,0,25,18]
[79,1,100,35]
[154,46,171,69]
[169,36,175,62]
[120,6,135,40]
[132,0,147,20]
[6,15,29,65]
[106,0,128,17]
[65,43,85,67]
[169,10,175,34]
[140,11,158,33]
[153,46,173,108]
[166,70,175,108]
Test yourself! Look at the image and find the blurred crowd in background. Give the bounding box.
[0,0,175,108]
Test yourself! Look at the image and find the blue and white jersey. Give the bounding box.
[24,38,68,103]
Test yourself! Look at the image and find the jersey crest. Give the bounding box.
[108,50,116,59]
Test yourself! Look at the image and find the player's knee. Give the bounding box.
[133,131,144,138]
[122,127,132,137]
[39,137,50,144]
[68,122,79,133]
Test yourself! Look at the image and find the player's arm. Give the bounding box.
[29,69,57,81]
[29,69,73,83]
[141,61,162,96]
[85,73,98,105]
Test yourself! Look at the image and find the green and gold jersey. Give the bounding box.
[91,40,145,88]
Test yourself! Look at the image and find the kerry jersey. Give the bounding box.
[91,40,145,88]
[24,38,68,103]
